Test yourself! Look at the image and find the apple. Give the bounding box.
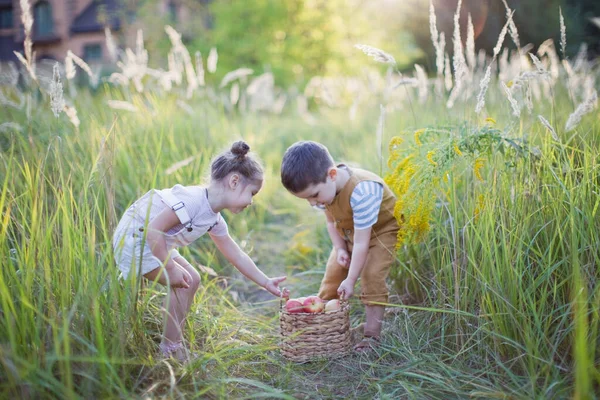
[324,299,341,312]
[285,298,304,313]
[303,295,325,313]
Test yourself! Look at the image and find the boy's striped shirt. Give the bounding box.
[350,181,384,229]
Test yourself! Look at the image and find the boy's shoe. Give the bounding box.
[353,335,380,353]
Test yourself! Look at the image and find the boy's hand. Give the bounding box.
[336,248,351,268]
[337,278,355,300]
[167,266,191,289]
[264,276,287,297]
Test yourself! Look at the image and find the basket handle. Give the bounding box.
[280,287,289,310]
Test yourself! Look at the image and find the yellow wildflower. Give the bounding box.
[414,129,425,146]
[426,151,437,166]
[442,173,449,183]
[485,117,496,125]
[453,144,463,156]
[393,199,404,221]
[474,157,486,181]
[474,194,485,220]
[388,136,404,152]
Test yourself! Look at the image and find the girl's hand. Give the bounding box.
[167,266,191,289]
[336,248,351,268]
[264,276,287,297]
[337,278,355,300]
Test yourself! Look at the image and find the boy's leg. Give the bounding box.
[357,234,397,343]
[318,247,350,300]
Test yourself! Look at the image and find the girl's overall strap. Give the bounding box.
[158,189,192,226]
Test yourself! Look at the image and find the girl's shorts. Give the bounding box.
[113,216,181,280]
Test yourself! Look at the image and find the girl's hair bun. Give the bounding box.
[231,140,250,158]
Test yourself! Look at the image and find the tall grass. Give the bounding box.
[1,8,599,399]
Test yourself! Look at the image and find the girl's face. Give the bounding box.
[226,174,263,214]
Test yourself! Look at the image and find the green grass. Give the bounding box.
[1,67,599,399]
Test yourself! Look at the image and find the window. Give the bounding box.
[34,1,53,36]
[0,7,13,29]
[168,1,177,22]
[83,43,102,62]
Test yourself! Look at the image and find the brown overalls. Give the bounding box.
[318,166,399,305]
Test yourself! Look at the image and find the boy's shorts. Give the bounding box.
[318,232,397,305]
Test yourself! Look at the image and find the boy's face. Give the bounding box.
[292,168,338,209]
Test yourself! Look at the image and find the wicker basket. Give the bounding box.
[279,298,351,362]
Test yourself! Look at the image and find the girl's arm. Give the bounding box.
[211,233,286,296]
[146,207,190,288]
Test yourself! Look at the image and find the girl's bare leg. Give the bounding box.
[144,258,201,358]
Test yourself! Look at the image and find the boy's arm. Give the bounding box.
[211,233,286,296]
[325,210,347,252]
[337,227,371,298]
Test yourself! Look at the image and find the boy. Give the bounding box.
[280,141,399,351]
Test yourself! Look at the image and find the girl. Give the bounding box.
[113,140,286,360]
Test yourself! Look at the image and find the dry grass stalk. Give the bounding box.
[175,100,194,116]
[105,27,118,63]
[0,89,24,109]
[107,100,138,112]
[538,40,560,80]
[65,52,76,79]
[559,8,566,59]
[64,105,80,130]
[466,14,476,73]
[166,155,196,175]
[195,51,205,86]
[565,90,598,132]
[429,1,444,77]
[354,44,396,65]
[0,122,23,133]
[67,50,98,86]
[220,68,254,88]
[207,47,218,73]
[15,0,36,81]
[501,0,520,49]
[414,64,428,104]
[50,63,65,118]
[538,115,559,141]
[451,0,466,84]
[525,83,533,113]
[529,53,548,75]
[230,82,240,105]
[501,81,520,117]
[475,12,514,113]
[0,62,20,86]
[444,52,453,91]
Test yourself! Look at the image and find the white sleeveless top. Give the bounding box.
[112,184,228,279]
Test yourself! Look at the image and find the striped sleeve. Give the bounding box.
[350,181,383,229]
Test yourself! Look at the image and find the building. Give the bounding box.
[0,0,188,64]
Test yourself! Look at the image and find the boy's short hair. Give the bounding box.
[281,141,334,193]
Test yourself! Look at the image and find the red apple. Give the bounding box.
[285,298,304,313]
[303,295,325,313]
[324,299,341,312]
